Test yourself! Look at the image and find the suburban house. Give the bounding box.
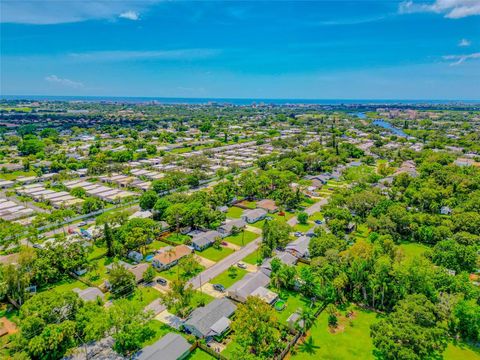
[260,251,298,277]
[286,236,311,259]
[256,199,278,213]
[242,208,267,224]
[152,245,192,270]
[227,271,277,304]
[217,219,247,237]
[135,333,191,360]
[183,298,237,340]
[129,263,150,283]
[73,287,104,302]
[128,251,143,263]
[191,230,222,251]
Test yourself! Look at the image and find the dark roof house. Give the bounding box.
[135,333,191,360]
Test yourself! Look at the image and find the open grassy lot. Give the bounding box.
[293,222,314,233]
[159,263,205,282]
[165,233,190,245]
[40,277,87,295]
[444,341,480,360]
[199,245,234,262]
[226,206,243,219]
[146,240,170,252]
[398,242,430,261]
[223,230,258,247]
[292,306,380,360]
[210,267,248,288]
[0,170,36,180]
[309,212,324,222]
[142,319,180,346]
[81,257,111,286]
[113,286,160,308]
[186,348,216,360]
[242,248,262,265]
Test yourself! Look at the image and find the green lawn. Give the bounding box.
[237,200,256,209]
[146,240,170,252]
[81,257,111,286]
[159,263,205,282]
[223,230,258,247]
[293,222,314,233]
[186,348,216,360]
[88,245,107,260]
[309,212,324,222]
[292,306,380,360]
[242,248,262,265]
[444,341,480,360]
[198,245,234,262]
[165,233,191,245]
[116,286,160,308]
[0,170,36,180]
[40,277,87,295]
[210,267,248,288]
[226,206,243,219]
[250,219,266,229]
[398,242,430,261]
[275,289,315,324]
[142,319,180,346]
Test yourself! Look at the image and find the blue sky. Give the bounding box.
[1,0,479,99]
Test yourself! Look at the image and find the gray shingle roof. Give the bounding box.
[184,298,236,337]
[227,271,270,300]
[135,333,190,360]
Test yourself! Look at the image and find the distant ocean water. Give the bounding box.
[1,95,479,105]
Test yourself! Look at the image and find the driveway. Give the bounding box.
[199,283,226,298]
[155,310,184,330]
[194,254,216,269]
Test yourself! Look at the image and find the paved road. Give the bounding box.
[144,195,331,315]
[188,236,263,289]
[287,198,328,226]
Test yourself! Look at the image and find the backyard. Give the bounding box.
[292,305,380,360]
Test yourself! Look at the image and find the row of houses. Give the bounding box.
[63,180,138,203]
[17,184,84,208]
[0,198,34,221]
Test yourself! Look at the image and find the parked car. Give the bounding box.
[78,221,87,227]
[237,262,247,269]
[221,241,228,246]
[314,220,323,225]
[156,278,167,286]
[294,232,303,237]
[213,284,225,292]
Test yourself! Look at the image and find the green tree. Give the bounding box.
[371,294,448,360]
[108,263,136,298]
[231,297,282,358]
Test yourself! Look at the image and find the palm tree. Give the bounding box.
[298,336,320,355]
[297,306,316,334]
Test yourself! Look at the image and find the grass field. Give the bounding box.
[275,289,315,324]
[223,230,258,247]
[186,348,216,360]
[199,245,234,262]
[210,267,248,288]
[226,206,243,219]
[292,306,380,360]
[444,341,480,360]
[293,222,314,233]
[40,277,87,295]
[0,170,36,180]
[159,263,205,281]
[398,242,430,261]
[242,248,262,265]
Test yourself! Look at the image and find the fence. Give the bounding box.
[275,302,327,360]
[197,342,229,360]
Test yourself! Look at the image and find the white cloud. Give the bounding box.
[458,38,471,46]
[119,10,139,21]
[45,75,84,88]
[443,52,480,65]
[1,1,158,24]
[68,49,221,62]
[399,0,480,19]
